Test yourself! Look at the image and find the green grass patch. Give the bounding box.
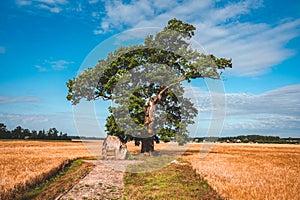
[17,159,94,200]
[123,159,222,200]
[126,154,175,173]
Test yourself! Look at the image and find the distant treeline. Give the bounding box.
[0,123,79,140]
[193,135,299,144]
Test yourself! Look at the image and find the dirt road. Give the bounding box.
[58,160,141,200]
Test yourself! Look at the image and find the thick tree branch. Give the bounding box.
[144,76,186,136]
[154,77,186,103]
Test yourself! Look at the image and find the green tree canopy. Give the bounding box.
[66,18,232,153]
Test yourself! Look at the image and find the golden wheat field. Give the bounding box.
[1,140,299,200]
[0,140,93,200]
[183,143,300,200]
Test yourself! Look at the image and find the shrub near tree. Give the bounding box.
[66,19,232,153]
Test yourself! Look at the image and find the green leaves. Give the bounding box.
[165,18,196,39]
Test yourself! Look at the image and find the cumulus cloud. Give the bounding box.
[199,19,300,76]
[225,84,300,117]
[93,0,300,77]
[95,0,261,32]
[186,84,300,137]
[224,85,300,136]
[224,114,300,133]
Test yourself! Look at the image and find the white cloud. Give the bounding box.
[49,59,73,70]
[223,114,300,137]
[200,19,300,76]
[36,3,62,13]
[91,11,99,18]
[35,59,73,71]
[93,28,104,35]
[16,0,32,6]
[16,0,68,13]
[222,84,300,136]
[225,84,300,117]
[94,0,300,77]
[0,46,5,54]
[36,0,68,5]
[89,0,99,4]
[202,0,263,24]
[95,0,260,32]
[35,65,47,72]
[187,84,300,137]
[98,0,156,32]
[0,95,40,104]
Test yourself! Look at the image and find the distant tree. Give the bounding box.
[23,128,31,139]
[0,123,9,139]
[38,129,46,139]
[62,133,68,140]
[0,123,6,132]
[31,130,38,139]
[242,137,249,143]
[58,131,68,140]
[11,126,24,139]
[47,128,59,140]
[66,18,232,153]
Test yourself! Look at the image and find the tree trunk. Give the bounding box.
[144,97,156,136]
[142,84,175,153]
[141,137,154,153]
[143,97,156,153]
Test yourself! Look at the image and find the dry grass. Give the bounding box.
[183,143,300,200]
[0,140,92,200]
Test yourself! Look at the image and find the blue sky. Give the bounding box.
[0,0,299,138]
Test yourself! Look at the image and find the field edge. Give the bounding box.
[16,159,95,200]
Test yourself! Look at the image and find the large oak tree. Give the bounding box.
[66,19,232,153]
